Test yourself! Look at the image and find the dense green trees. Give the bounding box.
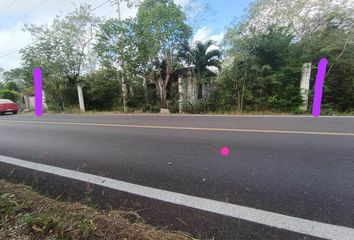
[297,25,354,112]
[136,0,192,107]
[20,4,101,111]
[180,40,221,82]
[217,0,354,113]
[82,68,120,110]
[219,27,303,112]
[0,0,352,114]
[0,68,25,102]
[95,0,192,109]
[95,18,142,110]
[0,81,21,102]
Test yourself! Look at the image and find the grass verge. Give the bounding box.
[0,180,194,240]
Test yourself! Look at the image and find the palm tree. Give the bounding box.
[179,40,221,98]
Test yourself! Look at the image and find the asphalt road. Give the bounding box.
[1,113,354,239]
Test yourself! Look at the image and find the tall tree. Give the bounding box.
[115,0,142,112]
[222,26,301,112]
[20,4,101,110]
[244,0,353,39]
[222,0,354,113]
[96,18,144,108]
[298,25,354,112]
[180,40,221,79]
[136,0,192,107]
[179,40,221,99]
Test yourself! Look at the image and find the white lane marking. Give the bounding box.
[7,113,354,118]
[42,113,354,118]
[1,120,354,137]
[1,155,354,240]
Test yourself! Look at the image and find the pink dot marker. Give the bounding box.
[220,147,230,157]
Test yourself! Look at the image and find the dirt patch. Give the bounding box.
[0,180,195,240]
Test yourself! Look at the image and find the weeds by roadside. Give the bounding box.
[0,180,194,240]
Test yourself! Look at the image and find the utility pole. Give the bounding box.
[116,0,122,20]
[116,0,128,112]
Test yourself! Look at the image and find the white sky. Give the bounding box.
[193,26,224,43]
[0,0,224,71]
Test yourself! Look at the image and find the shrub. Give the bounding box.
[0,89,19,102]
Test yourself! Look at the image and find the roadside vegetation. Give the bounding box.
[0,180,194,240]
[0,0,353,114]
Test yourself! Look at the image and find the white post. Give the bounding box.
[42,90,47,110]
[77,85,85,112]
[116,0,121,20]
[24,95,30,109]
[300,63,311,111]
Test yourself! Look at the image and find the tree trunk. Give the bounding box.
[240,80,245,113]
[237,89,240,111]
[236,80,240,111]
[60,90,65,111]
[154,80,161,103]
[161,86,167,107]
[161,73,171,108]
[121,75,128,112]
[241,71,247,113]
[115,0,128,112]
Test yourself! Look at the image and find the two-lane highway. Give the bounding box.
[1,114,354,239]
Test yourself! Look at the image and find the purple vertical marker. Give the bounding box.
[312,58,329,117]
[33,67,43,117]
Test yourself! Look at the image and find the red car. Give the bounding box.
[0,99,19,115]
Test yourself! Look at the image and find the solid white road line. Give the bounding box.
[1,120,354,137]
[1,155,354,240]
[44,113,354,118]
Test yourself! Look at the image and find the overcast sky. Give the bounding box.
[0,0,251,71]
